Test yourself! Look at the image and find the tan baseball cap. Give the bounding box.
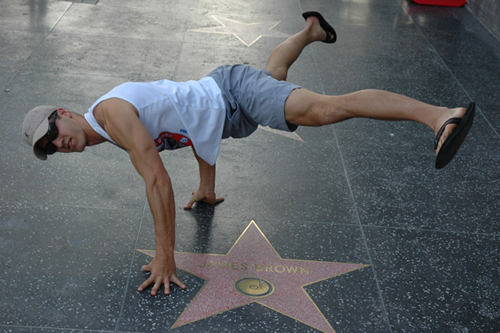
[22,105,58,160]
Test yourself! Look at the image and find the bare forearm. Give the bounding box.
[198,162,217,194]
[139,173,186,295]
[193,148,216,193]
[184,147,224,209]
[146,175,176,256]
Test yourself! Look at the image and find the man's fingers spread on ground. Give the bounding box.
[185,195,224,209]
[138,276,154,292]
[206,196,224,206]
[164,279,171,295]
[171,275,186,289]
[184,192,205,209]
[141,264,151,272]
[183,196,197,210]
[151,281,162,296]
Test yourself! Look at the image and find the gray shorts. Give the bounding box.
[207,65,301,139]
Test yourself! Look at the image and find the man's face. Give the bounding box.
[37,109,87,155]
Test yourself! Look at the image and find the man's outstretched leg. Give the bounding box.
[284,87,474,169]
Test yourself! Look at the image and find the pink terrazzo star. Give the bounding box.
[139,221,369,333]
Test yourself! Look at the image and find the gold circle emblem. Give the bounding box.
[235,277,274,298]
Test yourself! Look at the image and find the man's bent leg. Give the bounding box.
[266,16,329,81]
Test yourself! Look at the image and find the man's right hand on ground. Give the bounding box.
[138,254,186,295]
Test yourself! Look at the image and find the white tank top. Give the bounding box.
[85,77,226,165]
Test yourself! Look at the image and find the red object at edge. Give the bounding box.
[412,0,466,6]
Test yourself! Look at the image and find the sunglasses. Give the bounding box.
[44,110,59,155]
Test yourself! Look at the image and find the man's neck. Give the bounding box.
[75,113,108,146]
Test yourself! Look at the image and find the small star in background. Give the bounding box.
[191,15,303,141]
[191,16,290,47]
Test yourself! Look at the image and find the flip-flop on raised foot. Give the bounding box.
[302,11,337,43]
[434,102,475,169]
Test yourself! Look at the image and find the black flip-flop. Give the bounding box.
[302,11,337,44]
[434,102,475,169]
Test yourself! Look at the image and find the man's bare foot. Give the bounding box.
[434,107,467,156]
[302,12,337,43]
[305,16,328,43]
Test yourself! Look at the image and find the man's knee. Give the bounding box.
[265,65,287,81]
[325,97,352,124]
[286,90,346,126]
[285,89,312,125]
[307,96,351,126]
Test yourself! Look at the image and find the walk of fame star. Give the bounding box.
[191,16,290,47]
[138,221,369,332]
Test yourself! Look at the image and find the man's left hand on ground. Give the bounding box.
[184,190,225,210]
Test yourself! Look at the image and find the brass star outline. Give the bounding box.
[191,16,290,47]
[138,221,369,332]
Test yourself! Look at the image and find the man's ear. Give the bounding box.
[57,108,70,118]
